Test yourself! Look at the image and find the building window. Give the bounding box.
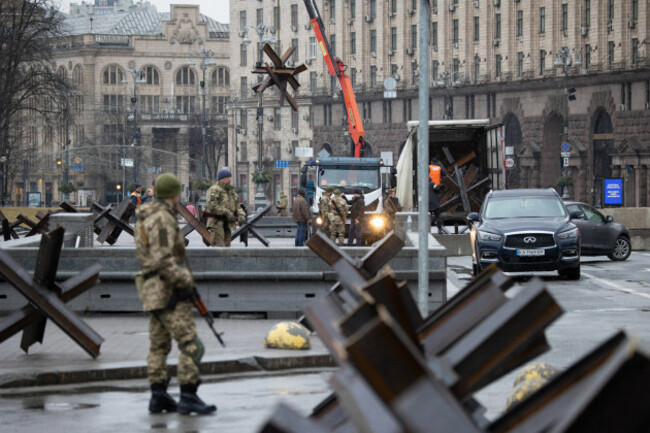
[176,67,195,86]
[240,77,248,98]
[176,96,196,114]
[309,37,317,59]
[452,20,458,44]
[370,0,376,17]
[411,25,417,48]
[351,68,357,87]
[291,39,299,61]
[391,0,397,14]
[103,65,124,85]
[412,62,418,85]
[517,10,523,37]
[517,52,524,77]
[240,44,247,66]
[291,109,298,130]
[495,13,501,39]
[540,50,545,75]
[632,0,638,21]
[273,141,281,160]
[240,142,247,161]
[330,76,337,93]
[103,94,124,111]
[474,56,480,82]
[329,0,335,22]
[212,67,230,86]
[453,58,459,78]
[370,29,377,53]
[632,38,639,67]
[273,6,280,28]
[291,4,298,28]
[240,109,247,130]
[391,64,398,78]
[350,0,356,18]
[561,3,568,33]
[432,22,438,47]
[351,32,356,55]
[141,66,159,85]
[608,41,615,66]
[608,0,614,23]
[256,8,263,26]
[310,71,317,92]
[273,107,281,130]
[585,44,591,69]
[540,7,545,33]
[370,66,377,87]
[391,27,397,51]
[585,0,590,27]
[474,17,479,42]
[495,54,502,78]
[432,60,439,81]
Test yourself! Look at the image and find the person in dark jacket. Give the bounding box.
[292,188,312,246]
[384,188,401,231]
[347,189,365,246]
[140,188,154,205]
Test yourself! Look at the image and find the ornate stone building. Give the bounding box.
[18,1,229,205]
[230,0,649,207]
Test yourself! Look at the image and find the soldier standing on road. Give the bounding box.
[384,188,402,231]
[134,173,216,415]
[276,191,288,216]
[329,189,348,246]
[292,188,312,246]
[319,186,334,236]
[347,189,365,246]
[204,168,246,247]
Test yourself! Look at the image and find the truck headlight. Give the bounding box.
[478,230,502,241]
[315,216,323,225]
[369,215,386,230]
[558,227,579,239]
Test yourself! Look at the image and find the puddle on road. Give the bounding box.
[23,397,99,411]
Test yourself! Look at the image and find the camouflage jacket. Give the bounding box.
[276,196,288,209]
[320,193,331,215]
[329,196,348,221]
[134,200,194,311]
[205,181,246,230]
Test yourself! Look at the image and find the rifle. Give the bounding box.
[330,197,345,219]
[167,288,226,347]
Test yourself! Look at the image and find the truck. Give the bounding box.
[300,156,390,243]
[395,119,505,230]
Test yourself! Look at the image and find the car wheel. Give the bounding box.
[607,236,631,261]
[559,263,580,280]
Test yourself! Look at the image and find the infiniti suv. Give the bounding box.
[468,189,582,280]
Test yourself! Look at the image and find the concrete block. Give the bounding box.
[49,213,95,248]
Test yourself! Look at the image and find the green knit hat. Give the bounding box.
[154,173,181,198]
[325,186,334,193]
[334,189,341,195]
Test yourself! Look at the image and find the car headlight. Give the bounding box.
[369,215,386,230]
[315,216,323,225]
[478,230,502,241]
[558,227,579,239]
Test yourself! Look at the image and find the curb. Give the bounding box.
[0,354,336,389]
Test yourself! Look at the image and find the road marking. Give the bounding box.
[582,271,650,300]
[640,253,650,257]
[573,308,637,313]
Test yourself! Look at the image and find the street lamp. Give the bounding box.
[122,64,146,186]
[434,70,465,120]
[189,44,216,180]
[225,95,242,186]
[554,47,582,199]
[1,156,7,206]
[241,24,276,212]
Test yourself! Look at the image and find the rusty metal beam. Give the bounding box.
[176,202,213,246]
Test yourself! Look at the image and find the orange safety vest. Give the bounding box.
[130,191,141,205]
[429,165,441,186]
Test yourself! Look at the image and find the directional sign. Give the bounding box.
[121,158,134,167]
[563,157,569,167]
[561,152,571,158]
[561,142,571,152]
[275,160,289,168]
[295,147,313,157]
[603,178,624,206]
[384,90,397,99]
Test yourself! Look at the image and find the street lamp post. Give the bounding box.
[554,47,581,199]
[225,96,241,185]
[434,70,465,120]
[189,45,216,180]
[0,156,6,206]
[241,24,276,212]
[122,65,146,187]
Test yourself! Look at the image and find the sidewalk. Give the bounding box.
[0,314,333,388]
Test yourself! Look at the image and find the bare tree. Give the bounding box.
[0,0,71,201]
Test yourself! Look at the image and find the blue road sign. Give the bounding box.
[275,160,289,168]
[561,142,571,152]
[603,178,623,206]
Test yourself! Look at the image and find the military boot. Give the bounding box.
[149,380,177,413]
[178,382,217,415]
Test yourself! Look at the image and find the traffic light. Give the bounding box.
[56,158,62,166]
[566,87,576,101]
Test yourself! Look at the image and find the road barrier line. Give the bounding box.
[582,271,650,300]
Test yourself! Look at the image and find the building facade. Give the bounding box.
[230,0,649,208]
[16,1,230,206]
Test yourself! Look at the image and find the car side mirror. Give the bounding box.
[570,210,584,219]
[606,215,614,222]
[467,212,480,223]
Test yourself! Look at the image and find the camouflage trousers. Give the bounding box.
[329,219,346,246]
[147,300,201,385]
[208,221,232,247]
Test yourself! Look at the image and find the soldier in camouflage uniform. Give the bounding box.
[319,186,334,237]
[134,173,216,415]
[204,168,246,247]
[329,189,348,246]
[276,191,288,216]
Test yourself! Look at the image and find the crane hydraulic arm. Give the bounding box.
[303,0,368,158]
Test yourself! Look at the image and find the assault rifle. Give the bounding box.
[167,288,226,348]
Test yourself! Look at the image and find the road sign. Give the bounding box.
[275,160,289,168]
[505,146,515,156]
[294,147,313,157]
[561,151,571,158]
[383,77,397,91]
[384,90,397,99]
[561,142,571,152]
[72,164,83,171]
[563,157,569,167]
[505,157,515,168]
[121,158,133,167]
[74,156,82,164]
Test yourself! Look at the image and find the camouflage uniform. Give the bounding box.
[276,192,288,216]
[204,181,246,247]
[329,191,348,246]
[319,191,332,236]
[134,200,203,386]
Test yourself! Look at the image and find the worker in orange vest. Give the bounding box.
[428,159,447,234]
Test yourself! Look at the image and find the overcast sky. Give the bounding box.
[56,0,230,23]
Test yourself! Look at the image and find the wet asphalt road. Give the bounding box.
[2,252,650,431]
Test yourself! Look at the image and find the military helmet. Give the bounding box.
[334,189,341,195]
[325,186,334,193]
[154,173,181,198]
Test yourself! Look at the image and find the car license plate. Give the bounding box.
[517,249,545,257]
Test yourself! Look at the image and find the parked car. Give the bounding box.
[564,201,632,261]
[468,188,583,280]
